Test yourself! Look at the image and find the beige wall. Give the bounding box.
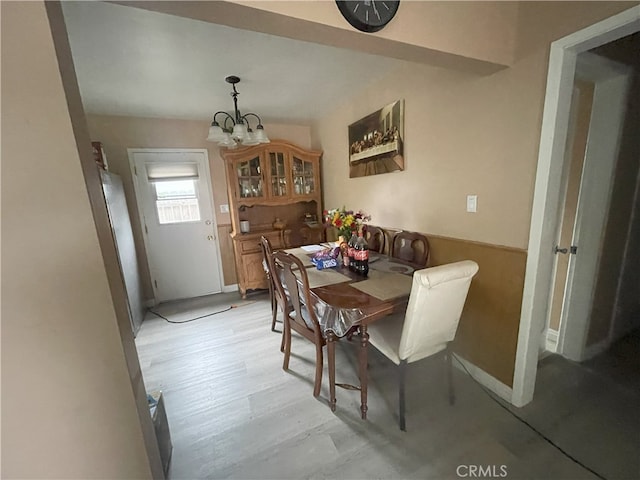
[87,114,311,299]
[316,60,538,248]
[126,0,518,72]
[1,2,153,478]
[233,0,518,66]
[312,1,634,385]
[315,1,634,250]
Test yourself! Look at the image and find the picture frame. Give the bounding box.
[348,99,404,178]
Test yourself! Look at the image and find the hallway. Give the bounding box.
[519,330,640,479]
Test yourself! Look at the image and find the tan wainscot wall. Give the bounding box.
[372,228,526,387]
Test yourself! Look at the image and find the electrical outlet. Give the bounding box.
[466,195,477,213]
[220,204,229,213]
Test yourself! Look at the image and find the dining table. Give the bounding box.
[283,243,420,419]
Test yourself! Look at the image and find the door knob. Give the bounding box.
[554,245,568,254]
[554,245,577,254]
[207,235,214,241]
[205,220,212,225]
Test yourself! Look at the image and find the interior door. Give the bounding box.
[545,82,593,351]
[130,149,223,302]
[557,54,631,361]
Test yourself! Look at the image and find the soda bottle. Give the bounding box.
[354,227,369,276]
[348,231,358,271]
[338,235,350,267]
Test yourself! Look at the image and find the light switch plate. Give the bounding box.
[466,195,477,213]
[220,204,229,213]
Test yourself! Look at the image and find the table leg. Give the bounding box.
[359,325,369,420]
[328,332,336,412]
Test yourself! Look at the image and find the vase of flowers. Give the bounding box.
[323,207,371,240]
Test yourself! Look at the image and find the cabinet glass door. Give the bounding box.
[236,156,263,199]
[269,152,287,197]
[292,156,315,196]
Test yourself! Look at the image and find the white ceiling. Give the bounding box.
[61,1,410,125]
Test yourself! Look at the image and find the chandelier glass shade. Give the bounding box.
[206,76,270,148]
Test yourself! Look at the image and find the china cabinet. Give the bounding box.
[222,140,323,297]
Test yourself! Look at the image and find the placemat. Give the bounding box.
[300,244,325,253]
[298,268,351,289]
[350,270,413,301]
[369,257,415,275]
[283,248,315,267]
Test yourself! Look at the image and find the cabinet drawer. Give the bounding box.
[237,233,281,254]
[238,237,260,254]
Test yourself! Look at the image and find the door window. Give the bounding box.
[153,180,201,224]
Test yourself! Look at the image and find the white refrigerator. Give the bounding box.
[101,170,145,335]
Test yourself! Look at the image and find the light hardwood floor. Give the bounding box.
[135,293,638,480]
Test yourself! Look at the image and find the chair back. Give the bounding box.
[272,251,323,340]
[259,235,273,273]
[391,231,430,266]
[260,236,287,303]
[364,225,386,254]
[398,260,478,363]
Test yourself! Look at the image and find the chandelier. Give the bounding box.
[206,75,270,148]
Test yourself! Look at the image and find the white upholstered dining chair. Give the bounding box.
[367,260,479,431]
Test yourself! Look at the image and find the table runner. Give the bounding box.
[296,266,351,289]
[350,270,413,301]
[284,247,415,337]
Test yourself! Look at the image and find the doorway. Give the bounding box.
[129,149,224,303]
[544,52,631,360]
[513,6,640,407]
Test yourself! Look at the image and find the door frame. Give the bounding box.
[556,53,631,361]
[512,6,640,407]
[128,148,225,304]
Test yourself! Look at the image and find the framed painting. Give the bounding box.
[348,99,404,178]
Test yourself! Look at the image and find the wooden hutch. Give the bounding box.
[222,140,323,298]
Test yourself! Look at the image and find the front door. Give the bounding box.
[130,149,223,302]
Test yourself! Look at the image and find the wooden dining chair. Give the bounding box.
[273,251,333,399]
[364,225,386,254]
[391,230,430,267]
[367,260,479,431]
[260,236,288,338]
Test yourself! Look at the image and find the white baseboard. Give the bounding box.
[545,328,559,353]
[144,287,237,307]
[453,354,513,404]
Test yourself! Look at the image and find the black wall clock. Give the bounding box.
[336,1,400,33]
